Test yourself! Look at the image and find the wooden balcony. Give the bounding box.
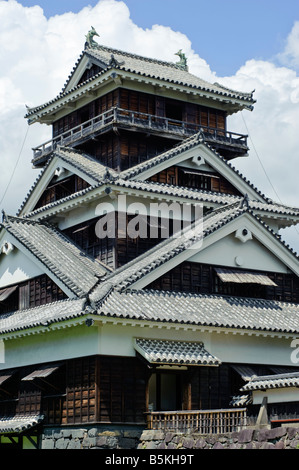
[32,108,248,166]
[146,408,247,434]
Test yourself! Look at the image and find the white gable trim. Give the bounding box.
[63,54,103,93]
[0,230,76,299]
[19,156,98,217]
[130,143,266,203]
[129,212,299,290]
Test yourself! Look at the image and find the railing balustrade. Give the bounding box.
[146,408,247,434]
[32,107,248,161]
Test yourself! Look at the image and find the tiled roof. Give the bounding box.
[18,146,117,216]
[53,146,118,182]
[120,132,270,203]
[90,202,244,300]
[0,298,86,335]
[90,200,299,302]
[86,45,254,104]
[0,415,44,434]
[22,170,299,224]
[134,338,221,366]
[1,215,108,297]
[241,371,299,391]
[97,288,299,335]
[230,395,252,407]
[25,45,255,119]
[18,137,299,224]
[1,200,298,337]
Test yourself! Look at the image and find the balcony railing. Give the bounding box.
[146,408,247,434]
[32,107,248,163]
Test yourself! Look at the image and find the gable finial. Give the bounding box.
[108,54,125,67]
[175,49,188,71]
[85,26,100,49]
[240,194,250,209]
[1,210,7,223]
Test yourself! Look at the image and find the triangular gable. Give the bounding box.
[89,202,299,302]
[0,215,109,299]
[120,133,269,203]
[62,51,107,94]
[0,231,44,289]
[25,43,255,125]
[18,148,114,216]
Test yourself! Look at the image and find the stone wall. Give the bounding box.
[41,425,299,449]
[138,426,299,450]
[41,425,144,450]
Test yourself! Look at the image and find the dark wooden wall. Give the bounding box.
[150,165,241,195]
[34,174,90,210]
[64,213,170,270]
[190,365,231,410]
[81,131,174,172]
[53,89,226,139]
[147,261,299,303]
[0,275,67,315]
[0,356,148,426]
[1,357,299,426]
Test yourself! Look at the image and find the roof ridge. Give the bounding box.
[1,213,109,298]
[117,287,299,307]
[120,133,271,203]
[96,286,299,335]
[89,202,245,298]
[88,43,184,70]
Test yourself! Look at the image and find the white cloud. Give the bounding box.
[278,21,299,69]
[0,0,298,252]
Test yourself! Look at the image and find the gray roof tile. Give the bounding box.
[97,288,299,335]
[25,45,255,119]
[0,415,44,433]
[241,371,299,391]
[86,45,254,104]
[134,338,221,366]
[1,216,108,297]
[0,298,86,335]
[90,200,299,301]
[53,146,117,182]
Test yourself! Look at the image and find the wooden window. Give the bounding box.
[165,99,183,122]
[178,168,212,191]
[64,217,116,268]
[0,287,19,314]
[147,262,299,303]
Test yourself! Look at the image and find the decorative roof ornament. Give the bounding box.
[85,26,100,49]
[175,49,188,71]
[1,210,7,223]
[240,194,250,209]
[108,54,125,67]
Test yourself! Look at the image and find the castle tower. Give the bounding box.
[0,30,298,449]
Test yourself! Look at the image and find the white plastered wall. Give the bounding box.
[0,320,297,371]
[189,232,288,273]
[0,248,43,288]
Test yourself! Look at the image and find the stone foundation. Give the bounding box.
[138,426,299,450]
[41,425,299,449]
[41,425,143,450]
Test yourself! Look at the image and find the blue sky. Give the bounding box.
[17,0,298,75]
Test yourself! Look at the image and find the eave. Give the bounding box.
[20,178,299,232]
[1,304,298,342]
[25,66,255,126]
